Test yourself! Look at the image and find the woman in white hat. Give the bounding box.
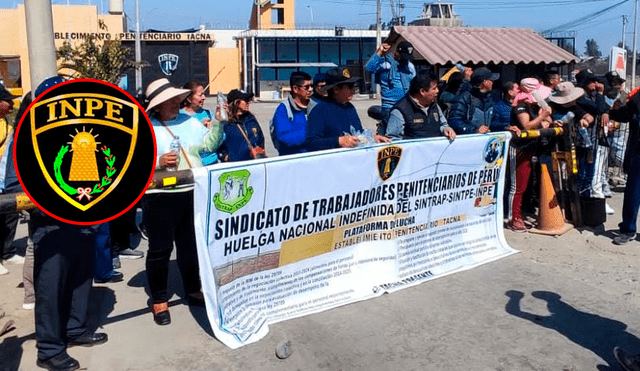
[144,78,224,326]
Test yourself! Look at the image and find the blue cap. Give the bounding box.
[313,73,327,86]
[35,76,67,98]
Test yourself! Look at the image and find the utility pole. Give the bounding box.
[623,15,628,49]
[135,0,142,97]
[632,0,638,89]
[24,0,58,96]
[375,0,381,97]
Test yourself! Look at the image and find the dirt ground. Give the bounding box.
[1,99,639,371]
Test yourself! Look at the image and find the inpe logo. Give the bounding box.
[158,53,179,75]
[14,79,156,225]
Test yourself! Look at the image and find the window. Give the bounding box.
[260,68,276,81]
[319,40,339,65]
[259,40,276,63]
[277,40,297,62]
[299,40,318,63]
[277,68,296,81]
[341,40,359,65]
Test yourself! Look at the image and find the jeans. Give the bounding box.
[620,152,640,234]
[94,223,114,281]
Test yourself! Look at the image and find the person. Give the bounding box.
[180,80,216,128]
[507,78,553,232]
[305,66,390,152]
[365,41,416,134]
[438,71,464,107]
[575,71,610,198]
[448,67,500,135]
[28,76,109,371]
[271,71,312,155]
[0,84,22,275]
[144,78,224,326]
[217,89,265,162]
[93,223,124,284]
[308,72,328,112]
[490,81,522,133]
[543,70,561,91]
[386,73,456,141]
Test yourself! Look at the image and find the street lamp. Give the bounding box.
[306,5,313,24]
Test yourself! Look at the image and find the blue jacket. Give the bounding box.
[448,88,495,134]
[305,99,363,152]
[490,100,514,131]
[218,113,265,162]
[365,54,416,109]
[271,97,308,155]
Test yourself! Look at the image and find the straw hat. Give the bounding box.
[548,82,585,104]
[145,78,190,112]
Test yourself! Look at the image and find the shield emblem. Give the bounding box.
[377,146,402,181]
[213,170,254,214]
[158,53,179,76]
[30,93,139,212]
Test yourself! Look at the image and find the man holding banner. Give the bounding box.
[305,67,389,152]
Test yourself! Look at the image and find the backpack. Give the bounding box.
[269,99,294,152]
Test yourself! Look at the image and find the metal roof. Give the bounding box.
[387,26,577,65]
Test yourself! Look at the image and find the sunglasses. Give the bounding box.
[295,84,313,90]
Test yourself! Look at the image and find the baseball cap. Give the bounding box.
[227,89,254,103]
[396,41,414,62]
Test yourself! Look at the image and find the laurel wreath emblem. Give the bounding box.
[53,145,117,199]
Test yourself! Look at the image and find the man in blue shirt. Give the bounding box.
[305,67,390,152]
[271,71,312,155]
[365,40,416,135]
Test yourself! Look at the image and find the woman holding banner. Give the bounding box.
[144,78,224,326]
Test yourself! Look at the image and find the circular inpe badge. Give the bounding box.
[14,79,156,225]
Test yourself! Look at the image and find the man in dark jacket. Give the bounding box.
[448,67,500,135]
[386,73,456,141]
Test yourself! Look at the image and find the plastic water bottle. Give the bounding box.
[168,136,181,171]
[217,91,228,121]
[578,126,592,147]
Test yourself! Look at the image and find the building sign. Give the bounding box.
[54,32,213,42]
[610,46,627,82]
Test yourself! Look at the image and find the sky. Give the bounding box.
[1,0,636,57]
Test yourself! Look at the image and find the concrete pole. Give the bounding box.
[623,15,627,49]
[632,0,638,89]
[24,0,58,95]
[135,0,142,96]
[375,0,381,97]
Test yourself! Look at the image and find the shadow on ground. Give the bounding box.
[126,260,214,337]
[505,290,640,370]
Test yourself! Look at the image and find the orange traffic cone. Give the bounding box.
[529,163,573,236]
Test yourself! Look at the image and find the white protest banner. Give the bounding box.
[193,133,518,349]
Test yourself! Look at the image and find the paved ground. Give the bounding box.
[1,99,640,371]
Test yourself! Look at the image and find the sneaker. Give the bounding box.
[112,256,121,269]
[119,248,144,259]
[603,184,613,198]
[614,232,636,245]
[508,219,528,233]
[22,302,35,310]
[137,224,148,240]
[606,203,615,215]
[614,347,640,371]
[0,263,8,275]
[4,255,24,264]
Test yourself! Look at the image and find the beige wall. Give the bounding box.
[0,5,124,91]
[208,48,240,95]
[0,4,242,95]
